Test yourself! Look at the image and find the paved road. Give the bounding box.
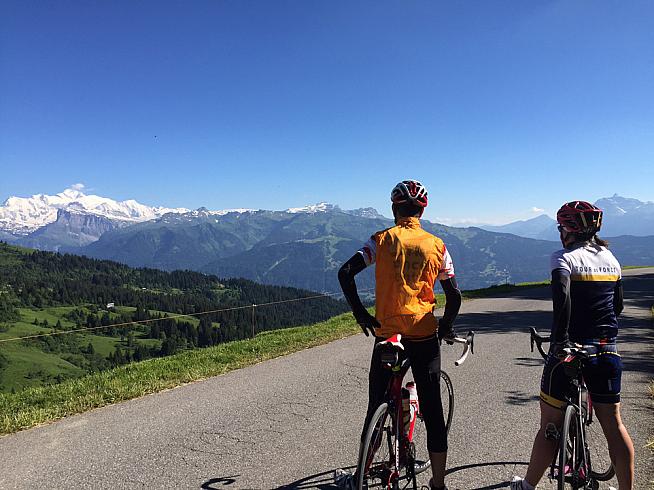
[1,268,652,489]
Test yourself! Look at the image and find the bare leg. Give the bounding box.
[429,451,447,488]
[593,402,634,489]
[523,401,564,486]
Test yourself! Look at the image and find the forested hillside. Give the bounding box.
[0,243,347,392]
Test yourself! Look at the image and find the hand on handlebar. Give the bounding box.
[354,311,380,337]
[438,324,457,345]
[551,340,581,359]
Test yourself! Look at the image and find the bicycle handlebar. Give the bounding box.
[446,330,475,367]
[374,331,475,367]
[529,327,549,360]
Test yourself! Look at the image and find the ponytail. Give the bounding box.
[594,234,609,247]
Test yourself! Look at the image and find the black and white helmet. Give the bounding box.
[390,180,428,208]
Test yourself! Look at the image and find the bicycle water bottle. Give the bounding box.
[406,381,419,417]
[402,382,418,436]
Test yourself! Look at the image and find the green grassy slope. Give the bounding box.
[0,280,553,435]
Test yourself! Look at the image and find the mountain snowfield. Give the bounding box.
[0,188,386,237]
[0,188,189,236]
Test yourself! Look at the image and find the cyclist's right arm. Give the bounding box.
[438,277,461,340]
[338,241,380,336]
[436,245,461,340]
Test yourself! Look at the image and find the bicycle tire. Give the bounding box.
[357,402,396,490]
[558,404,590,489]
[440,370,454,434]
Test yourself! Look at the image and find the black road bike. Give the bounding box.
[529,328,615,489]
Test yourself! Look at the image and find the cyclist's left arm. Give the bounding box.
[613,279,624,316]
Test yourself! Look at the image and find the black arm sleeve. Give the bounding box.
[613,279,624,316]
[551,269,571,343]
[439,277,462,328]
[338,253,369,319]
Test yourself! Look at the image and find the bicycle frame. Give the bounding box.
[363,352,413,482]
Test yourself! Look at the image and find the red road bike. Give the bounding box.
[356,331,475,490]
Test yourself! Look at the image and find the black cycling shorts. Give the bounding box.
[540,341,622,408]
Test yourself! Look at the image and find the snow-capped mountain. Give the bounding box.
[344,207,386,219]
[285,202,338,214]
[0,188,188,236]
[594,195,654,237]
[595,194,654,217]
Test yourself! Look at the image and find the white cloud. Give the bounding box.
[70,183,86,191]
[530,207,545,213]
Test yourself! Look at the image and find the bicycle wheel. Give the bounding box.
[440,370,454,434]
[357,402,397,490]
[558,404,590,489]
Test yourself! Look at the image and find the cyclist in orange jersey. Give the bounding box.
[337,180,462,490]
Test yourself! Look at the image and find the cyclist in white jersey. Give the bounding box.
[512,201,634,489]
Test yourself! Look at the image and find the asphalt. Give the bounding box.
[0,268,652,490]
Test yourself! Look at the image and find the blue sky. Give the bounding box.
[1,1,652,224]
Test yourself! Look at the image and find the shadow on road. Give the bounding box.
[270,460,532,489]
[504,390,540,406]
[272,466,355,489]
[513,357,542,367]
[201,476,241,488]
[444,460,529,489]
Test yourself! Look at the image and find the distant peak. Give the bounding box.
[285,202,337,214]
[344,207,384,219]
[58,188,86,200]
[0,188,189,235]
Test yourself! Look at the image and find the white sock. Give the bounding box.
[512,476,535,490]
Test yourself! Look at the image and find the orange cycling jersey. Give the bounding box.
[359,217,455,340]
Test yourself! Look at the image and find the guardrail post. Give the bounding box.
[251,304,256,338]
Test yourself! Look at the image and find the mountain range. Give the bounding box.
[478,195,654,240]
[1,189,652,292]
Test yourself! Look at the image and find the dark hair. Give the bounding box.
[393,202,423,218]
[570,232,608,248]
